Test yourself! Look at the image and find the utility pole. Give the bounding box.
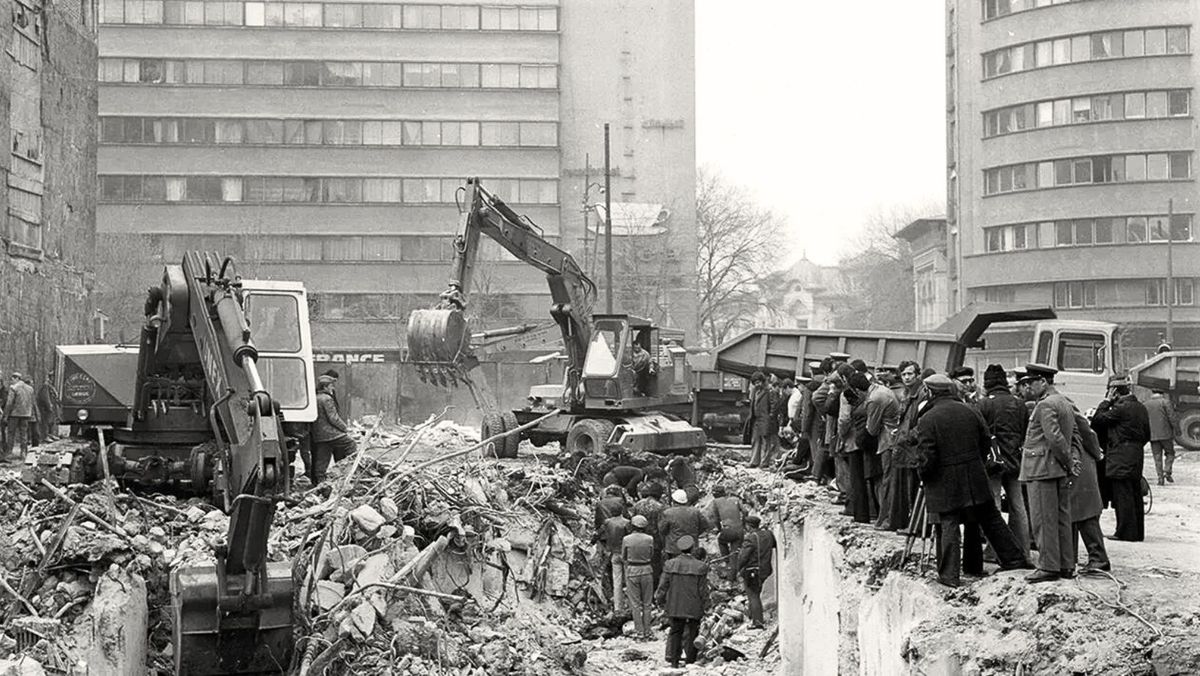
[1166,198,1175,346]
[581,154,591,276]
[604,123,613,314]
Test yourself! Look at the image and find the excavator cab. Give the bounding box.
[581,315,692,410]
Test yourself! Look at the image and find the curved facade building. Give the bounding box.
[948,0,1200,362]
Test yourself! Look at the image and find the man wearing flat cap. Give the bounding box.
[1018,364,1077,582]
[1091,375,1151,541]
[655,534,709,668]
[916,374,1030,586]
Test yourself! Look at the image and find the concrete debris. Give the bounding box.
[0,421,786,675]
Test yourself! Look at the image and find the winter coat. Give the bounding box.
[812,380,839,448]
[706,496,745,541]
[978,386,1029,479]
[631,497,664,541]
[598,515,629,554]
[1019,387,1075,482]
[594,496,627,530]
[1143,394,1178,442]
[748,384,777,435]
[738,527,777,580]
[5,380,35,418]
[1092,395,1151,480]
[654,554,709,619]
[659,505,705,556]
[865,383,901,451]
[915,393,994,514]
[1068,411,1104,522]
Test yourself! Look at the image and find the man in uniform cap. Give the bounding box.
[1018,364,1077,581]
[1091,374,1151,541]
[654,534,709,668]
[621,514,656,639]
[659,489,706,559]
[830,352,851,363]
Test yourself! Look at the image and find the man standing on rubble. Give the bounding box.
[595,485,628,529]
[666,455,700,504]
[311,375,357,484]
[655,535,709,668]
[622,515,656,640]
[738,515,776,629]
[660,489,705,560]
[5,372,35,459]
[631,483,666,586]
[598,508,631,614]
[706,485,746,585]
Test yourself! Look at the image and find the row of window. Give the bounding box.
[1052,279,1194,309]
[984,152,1191,196]
[984,90,1190,138]
[982,0,1088,21]
[983,27,1189,78]
[984,214,1193,252]
[101,0,558,31]
[98,175,559,204]
[99,117,558,147]
[153,233,548,264]
[99,58,559,89]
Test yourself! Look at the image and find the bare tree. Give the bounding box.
[696,169,786,346]
[830,203,941,331]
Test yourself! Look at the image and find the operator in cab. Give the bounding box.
[629,339,654,396]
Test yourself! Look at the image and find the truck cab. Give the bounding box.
[1030,320,1118,413]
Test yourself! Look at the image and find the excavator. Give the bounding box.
[407,177,705,457]
[27,253,312,673]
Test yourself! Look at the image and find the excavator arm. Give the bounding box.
[408,177,598,409]
[157,253,295,674]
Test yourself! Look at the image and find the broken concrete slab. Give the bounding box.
[71,565,147,676]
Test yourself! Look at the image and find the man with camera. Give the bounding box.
[1091,375,1151,542]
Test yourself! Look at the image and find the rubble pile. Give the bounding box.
[0,425,784,675]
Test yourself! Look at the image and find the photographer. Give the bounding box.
[1091,376,1151,542]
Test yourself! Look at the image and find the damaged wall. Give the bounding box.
[0,0,98,380]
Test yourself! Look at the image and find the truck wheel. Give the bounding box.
[481,413,506,458]
[565,419,615,456]
[499,411,521,459]
[1177,409,1200,451]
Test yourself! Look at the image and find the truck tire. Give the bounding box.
[1177,409,1200,451]
[565,418,615,456]
[481,413,506,458]
[499,411,521,459]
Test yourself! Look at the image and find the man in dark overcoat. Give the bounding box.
[916,374,1030,587]
[1091,376,1151,542]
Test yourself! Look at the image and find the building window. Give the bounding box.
[98,58,556,89]
[1147,279,1195,306]
[982,26,1191,79]
[985,214,1192,253]
[983,223,1037,252]
[100,1,556,30]
[98,174,558,204]
[984,152,1192,196]
[1053,281,1097,309]
[983,89,1191,138]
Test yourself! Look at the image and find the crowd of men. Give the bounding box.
[592,459,777,669]
[745,353,1179,588]
[1,372,58,460]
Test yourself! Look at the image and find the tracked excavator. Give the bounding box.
[26,253,312,673]
[407,177,705,457]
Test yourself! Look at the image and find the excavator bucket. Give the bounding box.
[171,562,295,674]
[407,308,475,384]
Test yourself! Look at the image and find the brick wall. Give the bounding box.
[0,0,98,380]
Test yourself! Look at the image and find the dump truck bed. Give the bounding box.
[713,327,962,377]
[1128,350,1200,396]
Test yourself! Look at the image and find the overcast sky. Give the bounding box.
[695,2,947,265]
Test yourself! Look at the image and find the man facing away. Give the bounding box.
[978,363,1031,559]
[705,484,746,584]
[1143,389,1178,485]
[916,374,1031,588]
[654,535,709,669]
[5,373,35,459]
[311,375,357,484]
[621,514,656,640]
[659,489,705,559]
[738,515,777,629]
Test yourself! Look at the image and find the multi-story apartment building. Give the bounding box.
[948,0,1200,364]
[95,0,697,355]
[1,0,98,379]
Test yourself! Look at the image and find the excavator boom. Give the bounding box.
[408,178,597,409]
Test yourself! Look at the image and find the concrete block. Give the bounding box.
[71,567,148,676]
